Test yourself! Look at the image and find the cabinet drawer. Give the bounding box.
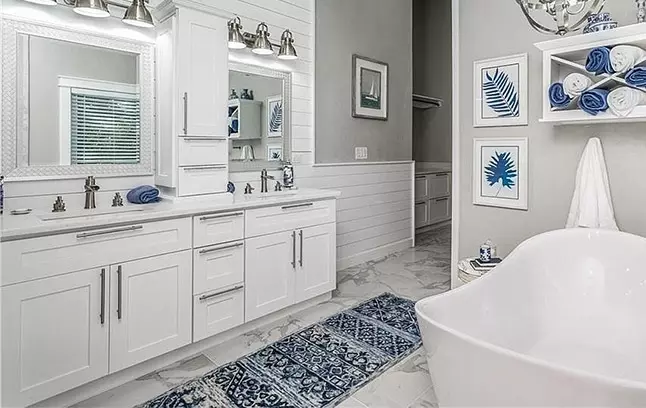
[193,285,244,342]
[429,172,451,199]
[178,165,228,196]
[1,218,192,286]
[415,201,430,229]
[429,197,451,224]
[193,241,244,295]
[178,137,227,166]
[245,199,336,238]
[193,211,244,248]
[414,176,429,201]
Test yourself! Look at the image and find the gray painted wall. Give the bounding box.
[29,36,137,165]
[412,0,452,163]
[458,0,646,259]
[315,0,413,163]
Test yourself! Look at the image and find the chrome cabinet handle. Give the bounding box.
[435,197,449,202]
[199,212,243,222]
[117,265,123,320]
[77,225,143,239]
[182,165,227,171]
[291,231,296,268]
[282,202,314,210]
[299,230,303,267]
[100,268,106,325]
[435,172,449,177]
[199,241,243,255]
[198,285,244,301]
[183,92,188,135]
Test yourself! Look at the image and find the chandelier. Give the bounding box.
[515,0,606,36]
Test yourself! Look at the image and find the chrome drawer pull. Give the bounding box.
[282,202,314,210]
[116,265,123,320]
[299,230,303,267]
[435,197,449,202]
[183,165,227,171]
[183,92,188,135]
[77,225,143,239]
[199,212,243,221]
[199,242,243,255]
[291,231,297,268]
[199,285,244,301]
[100,268,106,325]
[435,172,449,177]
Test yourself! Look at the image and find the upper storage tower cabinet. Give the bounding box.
[536,24,646,125]
[155,4,229,197]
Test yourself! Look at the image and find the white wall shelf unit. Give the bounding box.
[228,99,262,139]
[536,23,646,125]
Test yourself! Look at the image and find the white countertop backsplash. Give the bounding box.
[1,188,340,242]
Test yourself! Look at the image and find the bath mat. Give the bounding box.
[138,293,422,408]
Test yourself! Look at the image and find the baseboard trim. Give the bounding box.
[336,238,413,271]
[34,293,332,408]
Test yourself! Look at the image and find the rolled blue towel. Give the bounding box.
[578,88,610,116]
[586,47,613,75]
[127,185,160,204]
[625,66,646,87]
[548,83,571,108]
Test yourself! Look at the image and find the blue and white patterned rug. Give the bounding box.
[138,293,422,408]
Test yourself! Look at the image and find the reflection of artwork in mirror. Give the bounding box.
[267,145,283,161]
[27,36,140,166]
[267,96,283,138]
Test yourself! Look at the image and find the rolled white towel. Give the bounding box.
[563,73,592,97]
[607,87,646,117]
[610,45,646,74]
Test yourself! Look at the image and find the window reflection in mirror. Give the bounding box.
[228,70,284,165]
[28,36,140,166]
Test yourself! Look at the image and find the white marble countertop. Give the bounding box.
[415,162,452,175]
[0,188,340,242]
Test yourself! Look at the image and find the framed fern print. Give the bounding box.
[473,137,528,210]
[474,54,528,127]
[267,95,283,137]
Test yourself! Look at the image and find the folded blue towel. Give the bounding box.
[625,66,646,87]
[548,83,571,108]
[586,47,613,75]
[578,89,610,116]
[127,185,160,204]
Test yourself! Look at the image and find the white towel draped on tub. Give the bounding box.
[610,45,646,73]
[566,137,618,230]
[608,87,646,117]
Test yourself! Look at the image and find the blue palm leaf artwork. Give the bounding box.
[482,68,520,118]
[484,150,517,196]
[269,101,283,133]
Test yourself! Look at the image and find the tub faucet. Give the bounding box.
[84,176,100,209]
[260,169,274,193]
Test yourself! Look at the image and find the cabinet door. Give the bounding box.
[245,231,295,322]
[109,251,192,373]
[415,201,430,229]
[1,268,109,407]
[414,176,429,201]
[429,197,451,224]
[177,8,228,137]
[295,223,336,303]
[428,172,451,199]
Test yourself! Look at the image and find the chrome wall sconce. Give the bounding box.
[22,0,154,27]
[227,16,298,60]
[515,0,605,35]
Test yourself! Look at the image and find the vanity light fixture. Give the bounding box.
[73,0,110,18]
[34,0,155,26]
[227,16,298,60]
[122,0,154,28]
[515,0,605,35]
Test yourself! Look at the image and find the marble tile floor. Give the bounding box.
[74,225,451,408]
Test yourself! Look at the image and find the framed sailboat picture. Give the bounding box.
[352,55,388,120]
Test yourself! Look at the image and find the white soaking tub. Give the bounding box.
[415,228,646,407]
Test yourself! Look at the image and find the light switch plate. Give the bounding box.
[355,147,368,160]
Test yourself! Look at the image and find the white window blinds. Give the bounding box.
[70,91,141,165]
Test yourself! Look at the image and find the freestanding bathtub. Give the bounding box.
[415,228,646,407]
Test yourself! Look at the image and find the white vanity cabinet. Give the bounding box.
[415,171,452,229]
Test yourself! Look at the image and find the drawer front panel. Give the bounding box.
[178,137,227,166]
[193,286,244,342]
[429,172,451,199]
[429,197,451,224]
[245,199,336,238]
[193,211,244,248]
[178,166,228,196]
[193,241,244,295]
[414,176,429,201]
[415,201,430,229]
[1,218,192,286]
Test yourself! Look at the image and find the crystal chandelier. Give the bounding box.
[515,0,606,36]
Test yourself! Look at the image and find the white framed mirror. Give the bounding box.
[228,62,292,172]
[1,18,154,180]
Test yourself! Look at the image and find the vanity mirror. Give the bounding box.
[228,62,291,172]
[1,19,154,180]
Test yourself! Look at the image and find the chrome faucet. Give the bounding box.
[260,169,274,193]
[84,176,100,209]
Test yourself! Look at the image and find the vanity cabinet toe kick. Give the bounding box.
[1,197,337,408]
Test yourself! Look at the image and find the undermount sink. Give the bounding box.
[39,207,147,221]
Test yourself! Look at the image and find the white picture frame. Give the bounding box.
[474,53,528,127]
[267,144,282,161]
[352,54,389,120]
[266,95,283,138]
[473,137,528,210]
